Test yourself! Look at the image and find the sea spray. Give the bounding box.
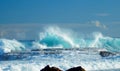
[89,32,103,47]
[0,26,120,53]
[37,26,79,48]
[32,26,120,52]
[0,39,25,54]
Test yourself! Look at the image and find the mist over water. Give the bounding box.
[0,23,120,40]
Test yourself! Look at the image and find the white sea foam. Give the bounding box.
[0,50,120,71]
[0,39,25,54]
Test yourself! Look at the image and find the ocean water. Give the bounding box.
[0,26,120,71]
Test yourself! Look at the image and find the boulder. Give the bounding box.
[99,51,115,57]
[66,66,85,71]
[40,65,62,71]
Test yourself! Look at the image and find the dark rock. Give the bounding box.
[99,51,115,57]
[40,65,62,71]
[66,66,85,71]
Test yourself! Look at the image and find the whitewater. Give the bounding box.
[0,26,120,71]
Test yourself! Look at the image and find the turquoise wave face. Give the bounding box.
[99,38,120,51]
[38,26,79,48]
[39,33,71,48]
[39,35,120,51]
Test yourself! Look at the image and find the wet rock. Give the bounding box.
[40,65,62,71]
[99,51,115,57]
[66,66,85,71]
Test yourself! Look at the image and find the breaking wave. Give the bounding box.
[34,26,120,52]
[0,39,25,54]
[0,26,120,54]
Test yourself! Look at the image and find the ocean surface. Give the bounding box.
[0,26,120,71]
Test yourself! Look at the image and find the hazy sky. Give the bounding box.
[0,0,120,39]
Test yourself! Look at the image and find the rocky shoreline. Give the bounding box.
[40,65,85,71]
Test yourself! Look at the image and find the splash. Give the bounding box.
[0,39,25,54]
[0,26,120,52]
[90,32,120,51]
[33,26,120,52]
[37,27,79,48]
[89,32,103,47]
